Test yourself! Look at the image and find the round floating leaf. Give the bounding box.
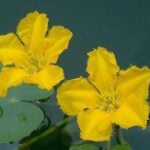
[0,101,44,142]
[1,84,54,101]
[110,144,132,150]
[69,143,99,150]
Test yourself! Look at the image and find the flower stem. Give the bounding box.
[105,140,111,150]
[114,125,124,144]
[18,117,70,150]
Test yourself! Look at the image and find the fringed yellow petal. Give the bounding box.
[26,65,64,90]
[87,47,119,93]
[57,77,100,116]
[44,26,73,64]
[111,94,149,129]
[17,11,48,59]
[0,67,29,97]
[117,66,150,99]
[0,33,31,68]
[77,109,112,141]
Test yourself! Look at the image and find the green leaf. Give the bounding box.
[110,144,132,150]
[0,100,44,142]
[1,84,54,101]
[0,63,2,70]
[69,143,99,150]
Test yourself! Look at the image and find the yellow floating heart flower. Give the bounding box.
[0,11,73,97]
[57,47,150,141]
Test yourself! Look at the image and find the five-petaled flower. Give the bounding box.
[57,47,150,141]
[0,11,73,97]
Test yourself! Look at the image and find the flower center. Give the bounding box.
[99,92,120,112]
[27,57,44,74]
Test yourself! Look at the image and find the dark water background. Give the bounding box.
[0,0,150,149]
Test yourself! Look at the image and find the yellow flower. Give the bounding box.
[57,47,150,141]
[0,11,73,97]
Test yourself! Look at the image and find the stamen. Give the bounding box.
[99,92,120,112]
[26,57,44,74]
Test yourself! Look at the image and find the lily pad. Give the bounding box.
[0,100,44,142]
[69,143,99,150]
[1,84,54,101]
[110,144,132,150]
